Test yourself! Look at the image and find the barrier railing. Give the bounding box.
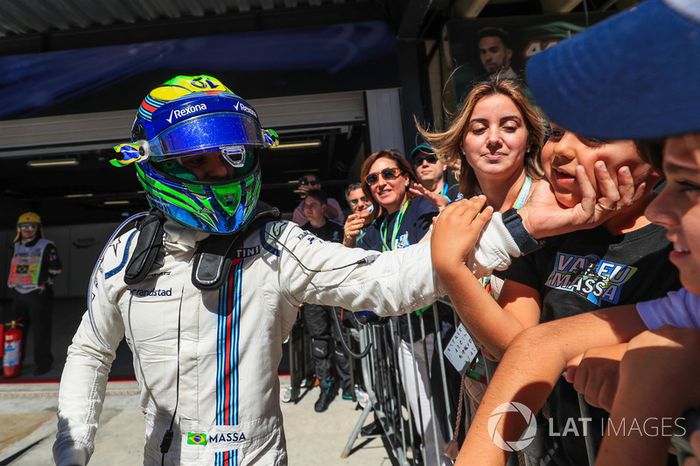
[290,301,699,466]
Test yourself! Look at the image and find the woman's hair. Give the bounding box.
[418,78,545,197]
[360,149,418,220]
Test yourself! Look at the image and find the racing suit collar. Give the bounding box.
[164,221,210,251]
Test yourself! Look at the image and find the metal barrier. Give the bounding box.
[289,301,699,466]
[341,303,459,466]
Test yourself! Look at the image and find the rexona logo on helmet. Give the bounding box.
[111,75,279,234]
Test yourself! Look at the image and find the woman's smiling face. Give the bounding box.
[366,157,409,214]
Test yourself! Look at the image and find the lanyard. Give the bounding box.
[441,183,449,199]
[380,199,410,252]
[513,175,532,210]
[480,175,532,290]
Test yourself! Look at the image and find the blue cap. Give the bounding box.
[525,0,700,139]
[408,143,434,162]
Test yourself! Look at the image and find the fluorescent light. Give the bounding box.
[103,200,130,206]
[64,193,94,199]
[270,140,322,150]
[27,158,79,168]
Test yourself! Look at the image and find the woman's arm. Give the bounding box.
[440,265,541,359]
[456,305,647,466]
[432,196,542,358]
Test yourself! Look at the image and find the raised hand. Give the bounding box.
[343,211,372,247]
[431,196,493,277]
[519,162,645,239]
[408,182,448,211]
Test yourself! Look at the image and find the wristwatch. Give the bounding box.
[501,208,543,255]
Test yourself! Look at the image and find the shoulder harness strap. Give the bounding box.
[191,203,281,291]
[124,209,166,286]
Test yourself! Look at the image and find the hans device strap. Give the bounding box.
[124,209,166,286]
[123,203,280,289]
[191,203,280,290]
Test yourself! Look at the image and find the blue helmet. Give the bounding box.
[112,75,278,234]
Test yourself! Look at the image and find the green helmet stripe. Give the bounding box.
[211,183,242,215]
[137,166,201,211]
[145,183,218,229]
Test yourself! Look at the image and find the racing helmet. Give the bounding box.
[14,211,42,242]
[112,75,279,234]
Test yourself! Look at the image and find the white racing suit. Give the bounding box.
[54,220,447,466]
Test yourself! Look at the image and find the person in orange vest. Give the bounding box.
[7,212,62,376]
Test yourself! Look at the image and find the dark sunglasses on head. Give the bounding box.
[365,167,403,186]
[413,154,438,166]
[349,196,369,206]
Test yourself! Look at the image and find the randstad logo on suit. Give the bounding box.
[129,288,173,297]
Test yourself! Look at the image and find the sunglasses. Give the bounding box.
[349,196,369,206]
[18,223,38,229]
[413,154,438,166]
[299,177,320,186]
[365,167,403,186]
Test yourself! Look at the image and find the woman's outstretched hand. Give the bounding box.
[431,196,493,278]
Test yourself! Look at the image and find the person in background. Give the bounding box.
[7,211,62,376]
[342,182,373,247]
[358,149,451,466]
[299,189,353,412]
[292,173,345,226]
[477,27,517,80]
[409,143,452,202]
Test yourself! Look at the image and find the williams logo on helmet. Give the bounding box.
[166,103,208,124]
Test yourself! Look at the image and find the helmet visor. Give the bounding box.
[150,113,264,158]
[153,146,258,183]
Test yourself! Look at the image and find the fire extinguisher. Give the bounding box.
[3,321,23,379]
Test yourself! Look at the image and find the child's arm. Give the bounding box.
[456,305,647,466]
[597,327,700,466]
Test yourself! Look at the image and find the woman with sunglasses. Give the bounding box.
[357,148,451,466]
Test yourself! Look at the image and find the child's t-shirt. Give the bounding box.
[637,287,700,330]
[496,223,680,465]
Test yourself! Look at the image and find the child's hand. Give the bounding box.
[566,343,627,411]
[431,195,492,277]
[519,163,645,239]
